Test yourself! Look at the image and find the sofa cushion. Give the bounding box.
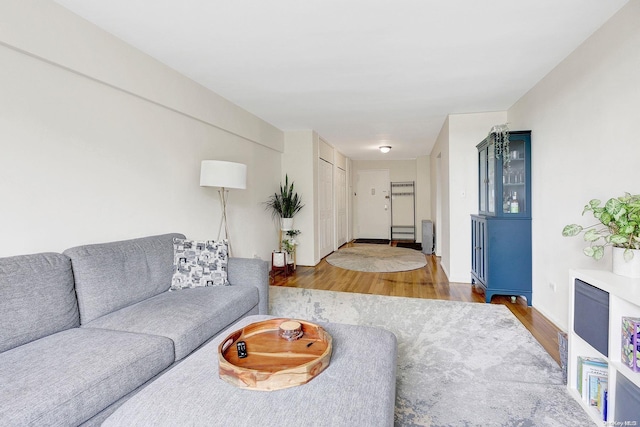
[64,233,185,324]
[84,285,259,360]
[171,238,229,289]
[0,252,79,353]
[0,328,173,427]
[227,257,270,315]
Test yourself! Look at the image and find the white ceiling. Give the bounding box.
[53,0,627,160]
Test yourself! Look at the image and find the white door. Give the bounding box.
[355,169,390,239]
[318,159,334,258]
[335,167,347,248]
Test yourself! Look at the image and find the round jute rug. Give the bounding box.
[326,244,426,273]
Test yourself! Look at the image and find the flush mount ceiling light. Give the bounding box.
[379,146,392,153]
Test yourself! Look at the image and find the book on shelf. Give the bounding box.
[622,316,640,372]
[588,374,608,420]
[577,356,608,396]
[577,356,608,421]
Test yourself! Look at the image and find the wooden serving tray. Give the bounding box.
[218,318,332,391]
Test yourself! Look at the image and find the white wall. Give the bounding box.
[415,155,431,244]
[346,157,354,243]
[430,112,507,282]
[0,0,284,259]
[352,160,417,183]
[0,1,283,153]
[448,112,508,282]
[351,159,419,240]
[282,130,316,266]
[508,0,640,329]
[431,118,451,273]
[283,130,351,265]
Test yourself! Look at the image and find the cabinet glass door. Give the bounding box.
[487,142,495,214]
[479,148,487,213]
[502,139,527,215]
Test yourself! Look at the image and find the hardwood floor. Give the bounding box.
[272,242,563,365]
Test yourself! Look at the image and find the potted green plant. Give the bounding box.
[562,192,640,277]
[264,175,304,230]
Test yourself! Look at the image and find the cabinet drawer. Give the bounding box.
[615,372,640,422]
[574,279,609,357]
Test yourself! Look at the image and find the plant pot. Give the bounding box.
[272,251,286,267]
[280,218,294,231]
[612,247,640,278]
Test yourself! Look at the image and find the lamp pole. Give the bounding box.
[217,187,233,256]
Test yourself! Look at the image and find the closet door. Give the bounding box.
[335,167,347,248]
[318,159,334,258]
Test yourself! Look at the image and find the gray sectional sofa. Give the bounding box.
[0,233,269,426]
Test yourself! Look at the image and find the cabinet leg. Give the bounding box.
[471,278,477,291]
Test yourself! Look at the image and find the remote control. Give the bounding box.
[237,341,247,358]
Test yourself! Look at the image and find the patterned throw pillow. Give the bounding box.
[171,238,229,290]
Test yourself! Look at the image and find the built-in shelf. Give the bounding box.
[568,269,640,424]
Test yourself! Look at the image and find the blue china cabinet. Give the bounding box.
[471,130,532,305]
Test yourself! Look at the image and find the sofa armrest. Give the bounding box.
[227,258,269,314]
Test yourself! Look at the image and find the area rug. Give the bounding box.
[326,244,427,272]
[269,287,593,427]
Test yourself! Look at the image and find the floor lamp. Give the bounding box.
[200,160,247,257]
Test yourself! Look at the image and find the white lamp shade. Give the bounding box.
[200,160,247,189]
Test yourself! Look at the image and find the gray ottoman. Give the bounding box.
[103,315,397,426]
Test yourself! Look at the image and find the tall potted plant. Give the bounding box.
[562,192,640,278]
[264,175,304,230]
